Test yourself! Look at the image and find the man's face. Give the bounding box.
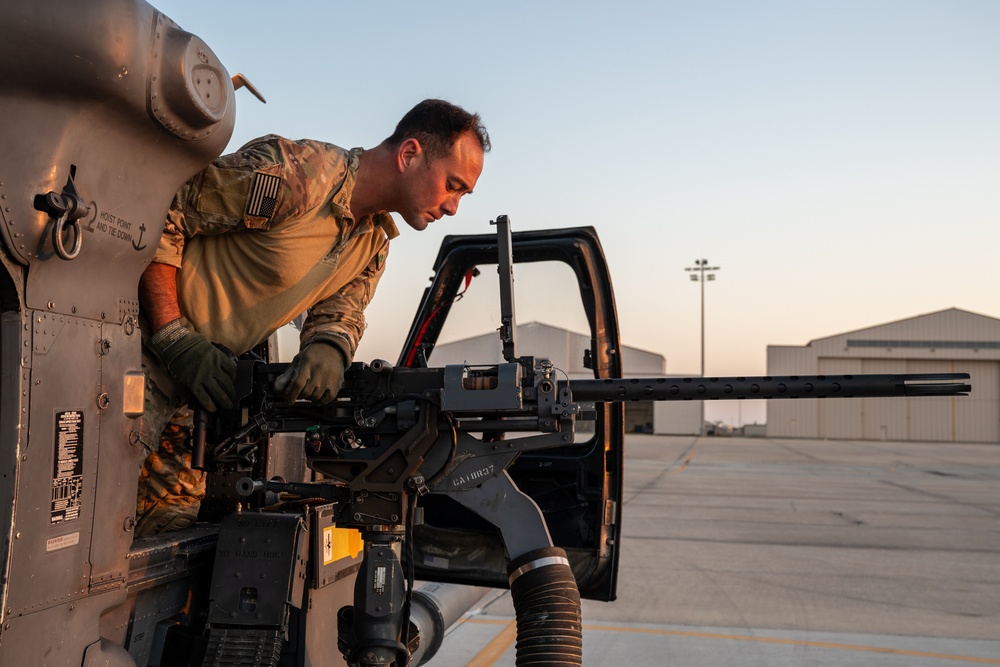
[397,131,485,231]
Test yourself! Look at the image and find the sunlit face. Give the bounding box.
[397,131,485,231]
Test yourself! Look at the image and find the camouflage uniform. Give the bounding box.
[136,135,398,536]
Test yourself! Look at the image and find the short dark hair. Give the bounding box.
[382,99,491,160]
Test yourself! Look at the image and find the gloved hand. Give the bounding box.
[273,341,347,405]
[149,317,236,412]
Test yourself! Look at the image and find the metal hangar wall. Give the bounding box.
[767,308,1000,443]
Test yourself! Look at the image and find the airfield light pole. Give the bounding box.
[686,259,720,435]
[685,259,720,377]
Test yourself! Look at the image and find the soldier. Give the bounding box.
[136,99,490,536]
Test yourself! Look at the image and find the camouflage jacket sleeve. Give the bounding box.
[153,135,352,268]
[299,242,390,363]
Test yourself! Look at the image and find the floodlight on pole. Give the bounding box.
[684,259,720,377]
[685,258,719,437]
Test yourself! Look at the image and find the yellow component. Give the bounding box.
[122,370,146,417]
[323,526,363,564]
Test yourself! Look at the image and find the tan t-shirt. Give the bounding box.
[153,135,398,357]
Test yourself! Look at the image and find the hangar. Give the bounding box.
[766,308,1000,443]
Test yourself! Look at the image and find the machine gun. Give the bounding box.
[200,216,970,667]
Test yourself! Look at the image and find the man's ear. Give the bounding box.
[397,138,423,172]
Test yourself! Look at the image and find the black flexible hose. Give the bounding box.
[506,547,583,667]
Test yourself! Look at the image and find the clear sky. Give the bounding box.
[157,0,999,426]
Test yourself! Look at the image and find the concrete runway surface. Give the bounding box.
[427,434,1000,666]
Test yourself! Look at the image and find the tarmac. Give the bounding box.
[427,434,1000,666]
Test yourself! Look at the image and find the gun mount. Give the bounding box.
[199,217,970,667]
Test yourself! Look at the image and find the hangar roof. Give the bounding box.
[806,308,1000,347]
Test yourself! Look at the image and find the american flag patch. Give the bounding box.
[246,172,280,218]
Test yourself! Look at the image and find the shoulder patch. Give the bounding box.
[246,172,281,219]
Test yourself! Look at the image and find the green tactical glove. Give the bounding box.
[273,341,347,405]
[149,317,237,412]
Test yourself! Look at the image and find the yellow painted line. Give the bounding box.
[462,618,509,626]
[464,619,517,667]
[673,450,696,474]
[460,618,999,665]
[672,440,700,474]
[584,624,1000,665]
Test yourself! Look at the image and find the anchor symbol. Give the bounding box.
[132,223,147,251]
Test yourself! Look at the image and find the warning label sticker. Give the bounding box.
[323,526,335,565]
[46,532,80,552]
[52,410,84,524]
